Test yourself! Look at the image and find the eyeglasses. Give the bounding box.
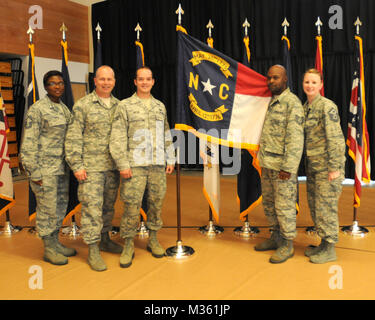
[47,81,65,87]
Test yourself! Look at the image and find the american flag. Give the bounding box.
[346,35,371,207]
[0,90,15,215]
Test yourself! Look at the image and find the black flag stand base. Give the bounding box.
[61,215,81,239]
[198,208,224,237]
[0,211,22,236]
[233,217,259,238]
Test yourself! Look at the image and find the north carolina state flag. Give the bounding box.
[176,29,271,150]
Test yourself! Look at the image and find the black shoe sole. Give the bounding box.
[269,253,294,264]
[120,253,135,268]
[147,246,165,258]
[43,256,68,265]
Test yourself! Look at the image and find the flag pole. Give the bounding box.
[341,17,369,237]
[306,17,324,234]
[58,23,81,239]
[234,20,260,238]
[166,4,194,259]
[133,22,150,239]
[198,19,224,237]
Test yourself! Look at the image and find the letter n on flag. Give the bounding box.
[346,35,371,208]
[175,28,271,222]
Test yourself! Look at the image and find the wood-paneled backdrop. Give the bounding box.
[0,0,89,63]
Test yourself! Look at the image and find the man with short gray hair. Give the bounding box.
[65,65,122,272]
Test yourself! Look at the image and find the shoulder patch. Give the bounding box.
[328,107,339,122]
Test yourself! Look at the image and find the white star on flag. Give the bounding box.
[201,78,216,95]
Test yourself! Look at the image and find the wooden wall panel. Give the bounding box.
[4,104,15,115]
[0,62,11,73]
[0,0,89,63]
[0,76,12,87]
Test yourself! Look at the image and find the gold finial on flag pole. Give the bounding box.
[135,23,142,41]
[175,3,184,25]
[354,17,362,35]
[27,26,35,43]
[206,19,214,38]
[60,22,68,41]
[242,18,250,36]
[315,17,323,35]
[282,17,290,36]
[95,22,102,40]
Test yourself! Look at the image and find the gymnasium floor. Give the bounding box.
[1,171,374,300]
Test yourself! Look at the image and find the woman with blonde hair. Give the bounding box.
[302,68,346,264]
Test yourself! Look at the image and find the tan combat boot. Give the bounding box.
[254,230,281,251]
[309,242,336,264]
[304,239,327,257]
[147,230,165,258]
[52,230,77,257]
[99,231,123,254]
[87,243,107,271]
[120,238,135,268]
[42,234,68,265]
[269,238,294,263]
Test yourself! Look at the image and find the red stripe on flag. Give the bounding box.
[236,63,272,97]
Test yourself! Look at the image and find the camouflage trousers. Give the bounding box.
[30,174,69,237]
[120,166,166,238]
[78,170,120,244]
[261,168,298,240]
[306,169,343,243]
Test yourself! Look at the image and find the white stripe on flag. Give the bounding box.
[228,94,270,148]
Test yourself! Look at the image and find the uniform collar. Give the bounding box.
[270,87,291,105]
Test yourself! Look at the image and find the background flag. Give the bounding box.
[60,40,81,223]
[200,33,221,222]
[315,35,324,96]
[281,35,293,91]
[347,35,371,208]
[281,34,299,214]
[94,33,103,73]
[237,34,262,221]
[135,40,145,69]
[26,42,39,221]
[135,34,150,221]
[0,91,15,216]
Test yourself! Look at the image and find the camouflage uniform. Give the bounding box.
[65,91,120,244]
[20,95,71,237]
[304,95,345,243]
[258,88,304,240]
[109,93,175,238]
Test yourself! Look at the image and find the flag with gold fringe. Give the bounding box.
[0,90,15,216]
[199,28,220,223]
[135,33,149,221]
[237,31,262,221]
[281,32,300,214]
[26,42,39,221]
[315,35,324,96]
[347,34,371,208]
[176,27,271,222]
